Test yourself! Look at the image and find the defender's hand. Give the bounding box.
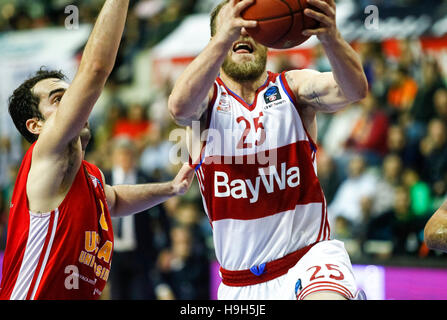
[171,163,195,196]
[214,0,258,44]
[302,0,339,44]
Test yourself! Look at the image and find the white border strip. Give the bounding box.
[30,208,59,300]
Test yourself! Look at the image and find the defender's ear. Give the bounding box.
[25,117,43,136]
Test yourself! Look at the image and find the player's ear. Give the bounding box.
[26,117,44,136]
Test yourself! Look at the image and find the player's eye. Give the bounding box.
[53,95,63,103]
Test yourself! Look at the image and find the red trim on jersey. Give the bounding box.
[279,71,298,105]
[220,243,316,287]
[216,72,276,112]
[280,71,319,152]
[297,281,354,300]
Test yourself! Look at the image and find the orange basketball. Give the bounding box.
[241,0,320,49]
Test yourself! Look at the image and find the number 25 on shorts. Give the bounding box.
[307,264,345,281]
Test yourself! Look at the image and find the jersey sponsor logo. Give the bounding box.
[264,86,282,104]
[216,91,231,114]
[214,162,300,204]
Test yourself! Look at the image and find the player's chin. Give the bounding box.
[231,52,256,63]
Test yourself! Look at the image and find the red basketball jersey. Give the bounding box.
[0,143,114,300]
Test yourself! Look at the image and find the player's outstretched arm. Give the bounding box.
[104,163,195,218]
[168,0,257,126]
[424,200,447,252]
[35,0,129,155]
[287,0,368,112]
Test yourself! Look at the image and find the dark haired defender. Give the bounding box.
[0,0,194,300]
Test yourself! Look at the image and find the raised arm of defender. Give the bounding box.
[26,0,130,214]
[168,0,257,125]
[36,0,130,154]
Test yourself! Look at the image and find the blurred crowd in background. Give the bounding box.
[0,0,447,300]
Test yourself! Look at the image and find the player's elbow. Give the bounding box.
[424,217,447,252]
[168,95,192,125]
[80,60,112,82]
[347,76,369,103]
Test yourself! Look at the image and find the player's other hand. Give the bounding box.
[302,0,339,44]
[214,0,258,44]
[171,163,195,196]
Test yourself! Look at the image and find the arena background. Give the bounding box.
[1,0,447,300]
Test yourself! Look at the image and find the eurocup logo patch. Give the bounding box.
[264,86,282,104]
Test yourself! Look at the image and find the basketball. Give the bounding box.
[241,0,320,49]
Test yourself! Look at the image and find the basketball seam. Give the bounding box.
[253,9,305,22]
[270,0,295,48]
[297,0,305,34]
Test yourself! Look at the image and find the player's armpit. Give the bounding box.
[286,69,356,113]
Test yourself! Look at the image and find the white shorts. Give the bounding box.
[217,240,358,300]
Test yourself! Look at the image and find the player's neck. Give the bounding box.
[220,70,268,104]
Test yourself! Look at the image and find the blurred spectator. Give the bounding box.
[139,123,175,181]
[402,168,432,218]
[367,186,427,256]
[369,56,390,106]
[329,154,378,237]
[410,58,444,125]
[387,65,418,114]
[419,118,447,185]
[154,224,209,300]
[345,93,390,165]
[317,150,342,204]
[371,154,403,218]
[433,88,447,122]
[106,138,171,300]
[386,124,421,169]
[112,103,153,151]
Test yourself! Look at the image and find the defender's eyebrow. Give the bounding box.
[48,88,67,99]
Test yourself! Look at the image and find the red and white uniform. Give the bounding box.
[0,143,114,300]
[195,72,358,299]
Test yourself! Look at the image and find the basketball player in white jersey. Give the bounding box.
[168,0,368,300]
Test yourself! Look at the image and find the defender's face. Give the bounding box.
[216,6,268,81]
[32,78,69,120]
[30,78,91,143]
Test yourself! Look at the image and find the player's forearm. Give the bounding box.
[79,0,129,77]
[320,32,368,103]
[51,0,129,147]
[109,182,176,218]
[168,36,232,123]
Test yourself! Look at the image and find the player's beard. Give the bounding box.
[222,45,268,82]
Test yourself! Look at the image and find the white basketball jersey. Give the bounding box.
[194,72,330,271]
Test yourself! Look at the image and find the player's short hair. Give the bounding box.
[9,68,66,143]
[210,0,230,37]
